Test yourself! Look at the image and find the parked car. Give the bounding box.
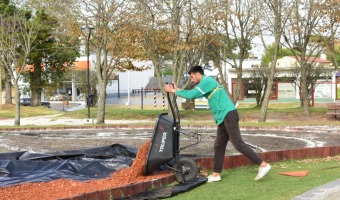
[40,101,51,108]
[19,98,31,106]
[19,98,51,108]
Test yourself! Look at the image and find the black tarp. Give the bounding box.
[0,144,137,187]
[0,144,207,199]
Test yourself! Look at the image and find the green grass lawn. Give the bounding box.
[1,103,340,128]
[63,103,328,119]
[168,156,340,200]
[62,103,325,119]
[0,104,60,119]
[44,104,340,127]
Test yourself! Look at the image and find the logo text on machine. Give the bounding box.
[159,132,167,152]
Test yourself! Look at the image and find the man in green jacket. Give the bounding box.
[164,65,271,183]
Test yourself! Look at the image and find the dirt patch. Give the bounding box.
[0,126,339,156]
[0,141,172,200]
[239,109,330,122]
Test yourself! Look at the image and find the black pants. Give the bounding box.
[213,110,263,173]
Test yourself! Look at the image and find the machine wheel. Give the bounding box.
[173,157,198,183]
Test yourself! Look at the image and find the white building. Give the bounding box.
[106,61,154,94]
[223,58,262,99]
[72,55,154,101]
[222,55,339,102]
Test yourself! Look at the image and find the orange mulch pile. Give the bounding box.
[0,141,172,200]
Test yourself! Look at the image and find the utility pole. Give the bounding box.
[81,25,94,122]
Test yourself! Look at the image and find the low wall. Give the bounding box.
[196,146,340,170]
[58,174,177,200]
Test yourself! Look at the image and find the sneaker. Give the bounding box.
[207,175,221,183]
[255,164,271,180]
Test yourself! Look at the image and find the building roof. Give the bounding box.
[286,56,331,63]
[144,76,185,90]
[74,61,88,70]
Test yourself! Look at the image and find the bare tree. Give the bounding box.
[0,12,42,125]
[194,0,233,96]
[288,60,334,106]
[3,65,12,104]
[248,67,267,107]
[282,0,338,117]
[212,0,261,103]
[321,0,340,69]
[133,1,208,89]
[77,0,148,124]
[24,0,79,35]
[258,0,289,122]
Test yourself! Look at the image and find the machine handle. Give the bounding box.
[165,82,180,127]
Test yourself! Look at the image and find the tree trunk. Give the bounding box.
[259,69,274,122]
[96,79,107,124]
[300,70,311,116]
[184,99,191,110]
[14,83,20,126]
[233,68,243,103]
[95,47,109,124]
[5,69,12,104]
[217,60,233,101]
[30,59,43,106]
[258,0,282,122]
[31,91,40,105]
[259,80,267,106]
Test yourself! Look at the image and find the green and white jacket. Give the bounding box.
[176,75,235,125]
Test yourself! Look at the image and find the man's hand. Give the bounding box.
[164,82,179,93]
[164,83,174,93]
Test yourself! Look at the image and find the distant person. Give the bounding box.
[164,65,271,183]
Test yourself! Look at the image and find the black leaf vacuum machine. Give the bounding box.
[145,86,201,183]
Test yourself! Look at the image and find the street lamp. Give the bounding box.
[81,25,94,122]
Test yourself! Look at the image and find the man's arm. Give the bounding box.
[164,83,203,99]
[176,88,205,99]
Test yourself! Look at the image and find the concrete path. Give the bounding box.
[0,114,152,126]
[293,179,340,200]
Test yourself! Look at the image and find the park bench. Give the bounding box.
[326,102,340,120]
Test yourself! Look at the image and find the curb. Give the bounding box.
[1,124,339,132]
[57,174,177,200]
[195,146,340,170]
